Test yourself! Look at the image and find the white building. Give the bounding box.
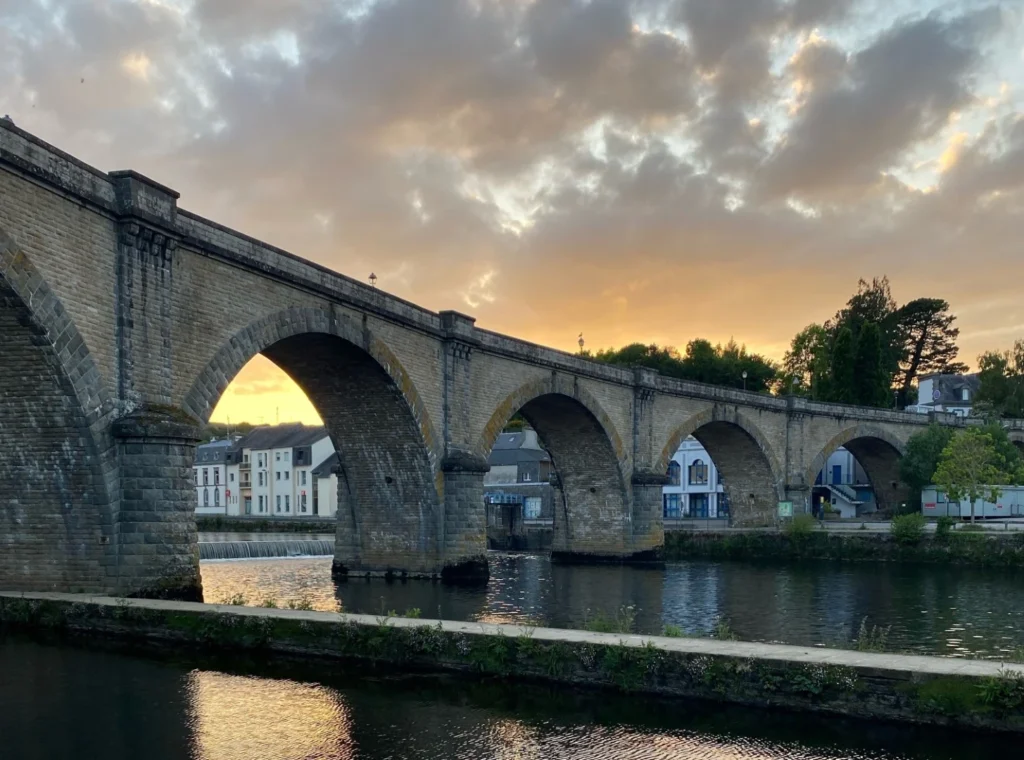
[662,437,876,522]
[194,439,238,515]
[196,424,339,518]
[907,373,979,416]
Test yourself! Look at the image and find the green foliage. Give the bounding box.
[592,340,777,393]
[583,605,636,634]
[829,327,857,404]
[502,413,527,433]
[854,322,891,407]
[783,513,817,538]
[662,624,685,638]
[286,595,314,611]
[891,512,927,545]
[259,597,278,609]
[404,607,422,619]
[935,516,956,541]
[934,430,1014,519]
[901,425,956,506]
[779,323,831,398]
[711,618,737,641]
[893,298,967,405]
[855,617,892,652]
[223,593,248,606]
[975,340,1024,419]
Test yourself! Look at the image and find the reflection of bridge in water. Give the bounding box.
[4,119,1023,600]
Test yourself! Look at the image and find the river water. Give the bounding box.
[1,635,1019,760]
[202,553,1024,659]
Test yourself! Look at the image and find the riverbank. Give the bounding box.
[4,592,1024,734]
[663,529,1024,566]
[197,516,335,533]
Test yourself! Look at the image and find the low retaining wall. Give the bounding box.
[664,530,1024,566]
[3,592,1024,733]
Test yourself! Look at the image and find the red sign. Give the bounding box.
[226,490,231,497]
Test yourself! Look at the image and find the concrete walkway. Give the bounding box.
[3,591,1022,679]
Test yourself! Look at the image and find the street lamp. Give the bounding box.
[742,370,748,391]
[369,272,377,288]
[578,333,585,354]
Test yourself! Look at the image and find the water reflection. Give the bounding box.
[1,636,1019,759]
[200,553,1024,658]
[187,671,354,760]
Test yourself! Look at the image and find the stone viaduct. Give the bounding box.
[3,121,1022,600]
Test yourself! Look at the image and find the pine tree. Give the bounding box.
[854,322,890,407]
[894,298,967,405]
[830,327,856,403]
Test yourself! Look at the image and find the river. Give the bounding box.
[1,634,1019,760]
[201,552,1024,659]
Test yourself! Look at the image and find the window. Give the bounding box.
[244,497,252,515]
[276,472,281,481]
[284,451,289,462]
[243,454,250,464]
[276,452,281,461]
[230,473,235,483]
[284,471,289,481]
[203,489,209,507]
[663,493,681,519]
[301,471,307,486]
[203,468,209,486]
[284,495,290,512]
[524,497,542,519]
[689,492,709,518]
[300,493,307,513]
[214,489,220,507]
[667,461,681,486]
[688,459,708,486]
[258,472,264,487]
[276,495,281,512]
[258,454,264,467]
[194,470,199,486]
[214,469,220,485]
[521,471,532,483]
[962,388,970,401]
[258,495,264,512]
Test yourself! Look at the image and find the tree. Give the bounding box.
[854,322,890,407]
[829,327,856,403]
[900,425,956,507]
[975,340,1024,419]
[780,323,831,398]
[592,340,777,392]
[893,298,967,406]
[934,429,1014,522]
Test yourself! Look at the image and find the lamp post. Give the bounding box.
[742,370,748,391]
[369,272,377,288]
[577,333,585,354]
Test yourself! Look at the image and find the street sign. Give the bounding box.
[778,501,793,518]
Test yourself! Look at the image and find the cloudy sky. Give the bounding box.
[2,0,1022,424]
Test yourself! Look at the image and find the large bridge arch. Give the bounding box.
[658,406,785,527]
[477,377,635,559]
[805,424,909,514]
[0,227,117,592]
[183,306,449,578]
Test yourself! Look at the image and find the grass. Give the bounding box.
[583,605,637,634]
[784,514,818,538]
[855,617,892,652]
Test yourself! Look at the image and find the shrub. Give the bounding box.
[259,597,278,609]
[784,514,817,538]
[583,605,636,634]
[891,512,926,545]
[223,593,248,606]
[662,624,685,638]
[855,617,891,652]
[935,516,956,541]
[711,618,737,641]
[286,595,314,611]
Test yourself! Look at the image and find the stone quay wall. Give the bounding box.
[3,592,1024,734]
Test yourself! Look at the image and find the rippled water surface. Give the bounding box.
[1,636,1016,760]
[202,553,1024,658]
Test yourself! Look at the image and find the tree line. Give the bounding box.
[589,276,986,410]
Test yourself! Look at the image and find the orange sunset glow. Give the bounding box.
[3,0,1022,426]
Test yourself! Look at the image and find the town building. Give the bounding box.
[193,424,339,518]
[484,429,555,549]
[663,437,877,522]
[907,373,979,416]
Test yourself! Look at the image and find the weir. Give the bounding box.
[199,540,335,561]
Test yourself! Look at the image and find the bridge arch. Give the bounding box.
[478,378,632,558]
[1008,431,1024,453]
[184,306,444,577]
[805,424,909,515]
[0,227,116,592]
[658,406,784,526]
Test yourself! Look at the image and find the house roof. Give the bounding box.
[237,424,329,452]
[921,373,980,405]
[488,448,550,467]
[311,452,340,478]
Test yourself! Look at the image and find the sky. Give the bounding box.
[2,0,1023,425]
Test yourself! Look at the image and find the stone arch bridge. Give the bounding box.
[3,122,1020,599]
